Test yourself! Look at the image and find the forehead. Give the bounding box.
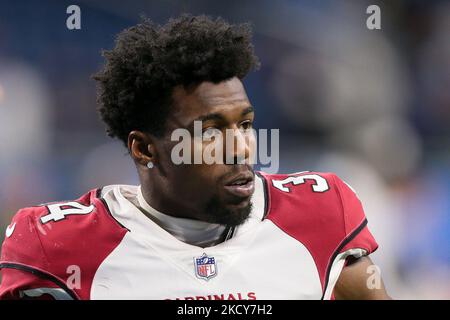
[169,77,251,126]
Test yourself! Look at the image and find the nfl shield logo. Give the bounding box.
[194,253,217,281]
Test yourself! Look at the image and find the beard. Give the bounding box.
[201,196,253,227]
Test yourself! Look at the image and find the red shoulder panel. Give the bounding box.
[0,188,128,300]
[257,171,378,295]
[333,177,378,254]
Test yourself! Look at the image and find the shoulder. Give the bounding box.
[3,187,124,249]
[257,170,349,225]
[257,170,370,239]
[0,186,128,298]
[257,170,378,298]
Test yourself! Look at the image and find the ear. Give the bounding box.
[128,131,157,167]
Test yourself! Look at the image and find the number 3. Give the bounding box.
[272,173,330,193]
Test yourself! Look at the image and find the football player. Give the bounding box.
[0,14,390,300]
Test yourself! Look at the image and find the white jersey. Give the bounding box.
[0,171,378,300]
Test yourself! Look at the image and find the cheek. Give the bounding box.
[172,163,220,191]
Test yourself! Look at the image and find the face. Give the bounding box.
[149,77,256,226]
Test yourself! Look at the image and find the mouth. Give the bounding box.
[223,172,255,199]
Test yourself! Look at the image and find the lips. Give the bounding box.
[223,172,255,199]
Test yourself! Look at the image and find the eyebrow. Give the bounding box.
[242,106,254,116]
[190,106,255,126]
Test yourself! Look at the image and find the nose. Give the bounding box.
[224,127,253,165]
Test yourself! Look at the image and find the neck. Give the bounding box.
[137,186,228,247]
[140,173,204,221]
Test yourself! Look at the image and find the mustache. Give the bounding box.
[221,164,254,181]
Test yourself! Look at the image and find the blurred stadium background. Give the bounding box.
[1,0,449,299]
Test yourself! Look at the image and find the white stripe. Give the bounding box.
[19,288,74,300]
[323,248,367,300]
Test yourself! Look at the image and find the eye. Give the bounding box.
[202,127,221,140]
[239,120,253,131]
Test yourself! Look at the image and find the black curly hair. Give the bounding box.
[93,14,260,146]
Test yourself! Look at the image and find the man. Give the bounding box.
[0,15,389,300]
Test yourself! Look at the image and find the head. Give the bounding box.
[94,14,260,226]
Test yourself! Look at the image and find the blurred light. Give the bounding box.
[77,141,138,192]
[356,118,423,181]
[271,2,411,131]
[0,60,51,166]
[0,84,4,103]
[328,117,423,182]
